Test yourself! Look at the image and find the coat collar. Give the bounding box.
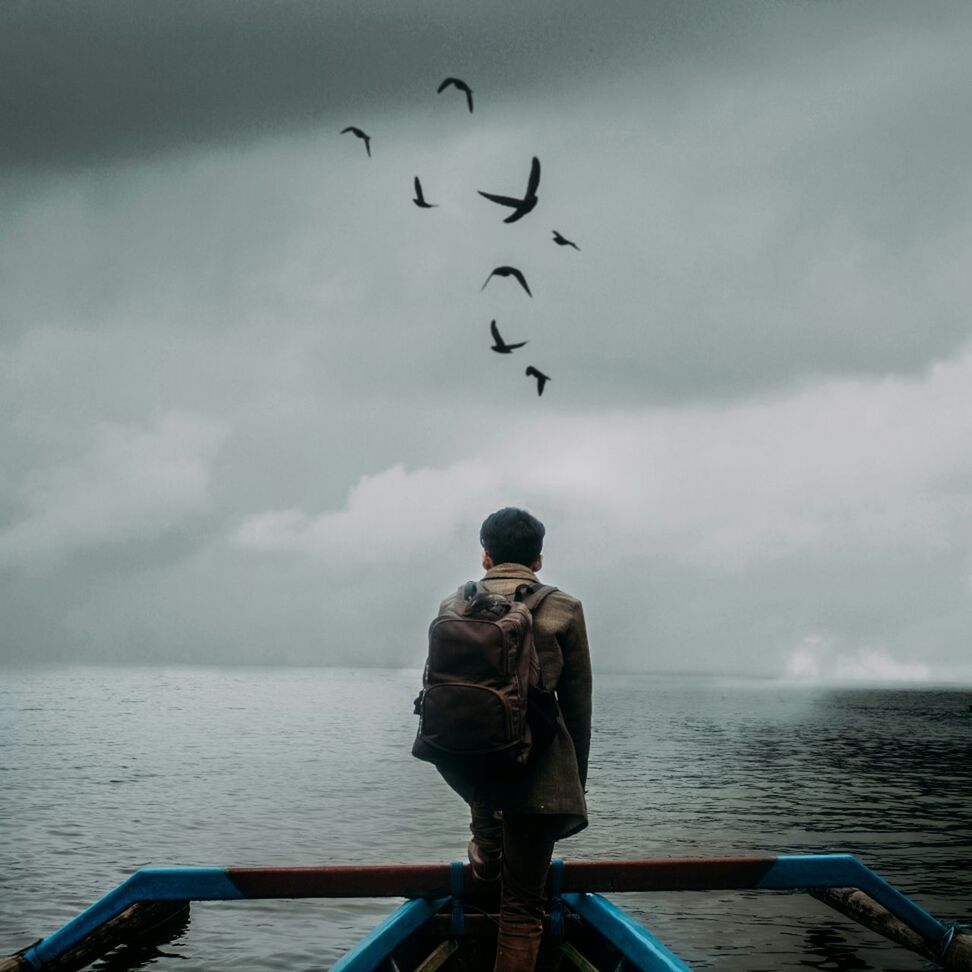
[483,562,540,583]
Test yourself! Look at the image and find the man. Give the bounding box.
[436,506,592,972]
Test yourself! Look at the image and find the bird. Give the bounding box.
[490,320,527,354]
[413,177,437,208]
[552,230,580,250]
[481,266,532,297]
[437,77,474,113]
[525,366,551,396]
[341,126,371,157]
[478,157,540,223]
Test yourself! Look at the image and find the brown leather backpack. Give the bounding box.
[412,581,559,773]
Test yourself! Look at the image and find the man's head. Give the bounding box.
[480,507,545,571]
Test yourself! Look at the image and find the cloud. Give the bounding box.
[237,346,972,572]
[234,459,506,564]
[225,345,972,677]
[0,412,227,570]
[0,0,774,168]
[8,29,972,415]
[835,651,931,683]
[786,635,931,684]
[3,3,972,678]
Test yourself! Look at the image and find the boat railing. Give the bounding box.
[3,854,970,971]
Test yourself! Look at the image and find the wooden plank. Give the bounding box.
[0,953,30,972]
[811,887,972,972]
[559,941,603,972]
[413,940,459,972]
[2,901,187,972]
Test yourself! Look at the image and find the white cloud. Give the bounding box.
[229,344,972,676]
[236,345,972,572]
[785,635,931,685]
[0,412,226,569]
[833,650,930,683]
[234,459,505,563]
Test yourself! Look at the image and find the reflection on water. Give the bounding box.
[93,908,192,970]
[798,925,872,971]
[1,668,969,971]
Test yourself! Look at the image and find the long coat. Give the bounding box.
[436,562,592,840]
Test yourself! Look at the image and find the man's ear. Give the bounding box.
[482,549,494,570]
[531,555,543,572]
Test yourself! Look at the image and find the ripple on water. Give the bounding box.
[0,669,969,971]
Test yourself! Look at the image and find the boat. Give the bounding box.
[2,854,970,971]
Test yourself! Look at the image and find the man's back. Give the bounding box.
[458,561,591,838]
[424,506,592,972]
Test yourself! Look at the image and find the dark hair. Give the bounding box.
[480,507,545,566]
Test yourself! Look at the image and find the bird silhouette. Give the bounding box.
[525,366,551,396]
[478,157,540,223]
[481,266,532,297]
[341,126,372,157]
[413,177,437,208]
[437,77,474,113]
[552,230,580,250]
[490,320,527,354]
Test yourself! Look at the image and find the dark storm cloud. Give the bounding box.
[0,0,650,166]
[2,0,945,169]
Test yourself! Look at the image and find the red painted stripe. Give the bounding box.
[226,857,779,899]
[228,864,452,899]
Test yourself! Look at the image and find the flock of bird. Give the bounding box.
[341,77,581,397]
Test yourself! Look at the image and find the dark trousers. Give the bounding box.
[468,802,562,972]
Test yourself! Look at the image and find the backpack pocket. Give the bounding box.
[419,682,516,755]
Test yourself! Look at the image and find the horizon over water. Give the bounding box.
[7,660,972,685]
[2,666,970,970]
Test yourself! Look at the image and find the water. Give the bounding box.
[1,667,969,970]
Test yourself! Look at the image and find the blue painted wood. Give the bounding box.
[562,892,694,972]
[330,897,449,972]
[22,868,243,970]
[16,854,951,970]
[757,855,946,944]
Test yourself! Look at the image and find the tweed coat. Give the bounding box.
[436,562,592,840]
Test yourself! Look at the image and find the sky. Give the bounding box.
[2,0,971,681]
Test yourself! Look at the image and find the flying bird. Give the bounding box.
[552,230,580,250]
[341,126,371,157]
[481,266,532,297]
[478,157,540,223]
[490,320,527,354]
[525,366,551,396]
[413,177,437,208]
[437,77,474,113]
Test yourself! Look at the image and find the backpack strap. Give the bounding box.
[457,580,557,614]
[515,583,558,612]
[460,580,482,601]
[516,584,558,691]
[461,581,556,605]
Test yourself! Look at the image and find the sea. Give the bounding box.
[1,667,969,971]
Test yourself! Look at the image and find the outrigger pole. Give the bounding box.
[3,854,970,971]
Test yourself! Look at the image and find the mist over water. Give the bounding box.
[1,667,969,970]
